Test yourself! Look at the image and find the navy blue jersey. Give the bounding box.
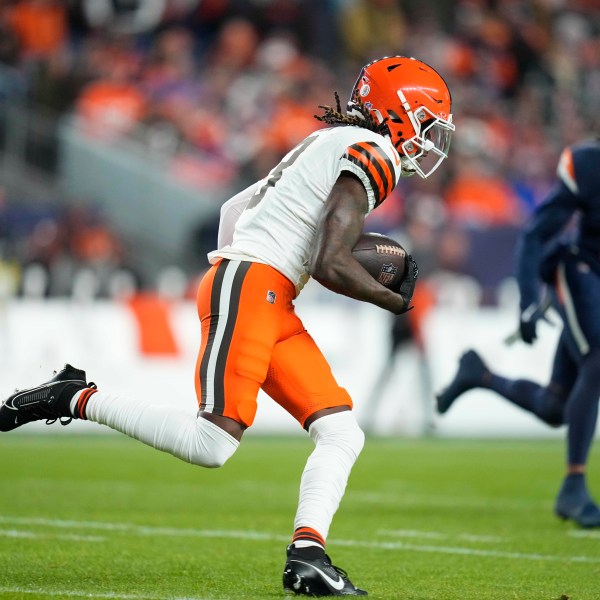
[515,140,600,311]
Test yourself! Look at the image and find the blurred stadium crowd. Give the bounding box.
[0,0,598,305]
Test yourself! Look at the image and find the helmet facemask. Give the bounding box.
[397,103,454,178]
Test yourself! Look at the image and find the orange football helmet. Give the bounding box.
[348,56,454,178]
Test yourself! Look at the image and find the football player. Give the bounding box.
[437,139,600,529]
[1,56,454,595]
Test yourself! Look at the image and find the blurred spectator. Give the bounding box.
[251,37,324,172]
[1,199,138,299]
[75,43,145,140]
[339,0,408,65]
[6,0,67,61]
[27,50,83,113]
[203,17,259,80]
[444,159,523,228]
[0,6,20,67]
[78,0,169,35]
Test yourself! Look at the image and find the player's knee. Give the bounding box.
[195,453,230,469]
[309,410,365,459]
[346,417,366,458]
[187,417,240,468]
[192,443,234,469]
[540,402,564,427]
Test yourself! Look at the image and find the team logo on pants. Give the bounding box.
[266,290,277,304]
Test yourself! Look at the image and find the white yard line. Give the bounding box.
[0,515,596,564]
[568,529,600,539]
[378,529,506,543]
[333,537,599,563]
[0,528,105,542]
[0,587,208,600]
[378,528,446,539]
[349,490,549,510]
[0,516,290,541]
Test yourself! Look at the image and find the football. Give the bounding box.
[352,232,408,292]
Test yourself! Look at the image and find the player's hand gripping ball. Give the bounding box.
[352,232,408,293]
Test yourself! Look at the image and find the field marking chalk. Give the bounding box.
[0,514,596,564]
[0,587,208,600]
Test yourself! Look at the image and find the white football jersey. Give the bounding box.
[208,126,404,293]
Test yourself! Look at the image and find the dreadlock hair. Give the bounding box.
[314,92,389,137]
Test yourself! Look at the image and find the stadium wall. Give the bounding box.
[0,285,584,439]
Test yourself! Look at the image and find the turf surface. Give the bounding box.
[0,434,598,599]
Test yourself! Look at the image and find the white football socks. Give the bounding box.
[293,411,365,544]
[73,389,239,467]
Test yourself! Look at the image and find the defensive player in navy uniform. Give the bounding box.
[437,139,600,528]
[0,57,454,595]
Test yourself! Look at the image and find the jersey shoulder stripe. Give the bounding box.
[557,147,578,195]
[344,141,397,206]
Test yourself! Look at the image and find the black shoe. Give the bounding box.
[0,364,90,432]
[555,475,600,528]
[283,544,367,596]
[436,350,489,415]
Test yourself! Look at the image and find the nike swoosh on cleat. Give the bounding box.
[291,560,345,591]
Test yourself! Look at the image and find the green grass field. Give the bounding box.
[0,434,598,600]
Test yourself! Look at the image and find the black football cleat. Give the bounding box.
[555,475,600,528]
[555,498,600,528]
[0,364,90,432]
[283,544,367,596]
[436,349,489,415]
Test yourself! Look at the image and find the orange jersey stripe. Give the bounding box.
[362,141,396,199]
[344,141,396,206]
[346,146,387,205]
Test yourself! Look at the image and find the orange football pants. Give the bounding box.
[195,259,352,428]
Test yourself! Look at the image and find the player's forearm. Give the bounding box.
[311,259,406,313]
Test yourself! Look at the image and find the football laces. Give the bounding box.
[375,244,405,256]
